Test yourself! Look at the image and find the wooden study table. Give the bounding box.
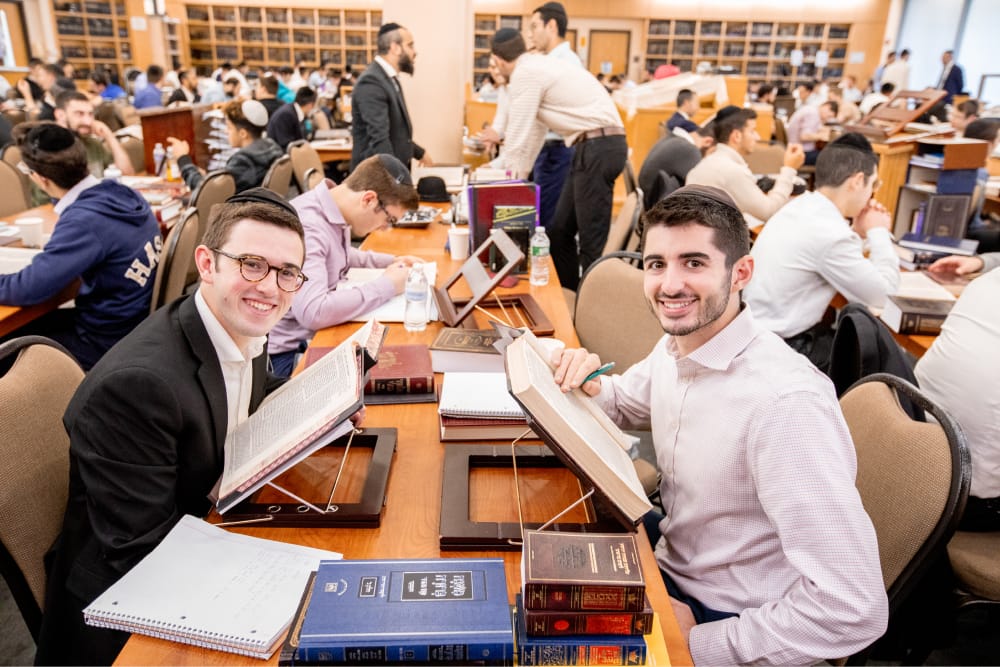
[114,215,693,666]
[0,204,73,337]
[312,139,353,163]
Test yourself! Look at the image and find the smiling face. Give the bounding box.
[642,223,751,355]
[195,218,304,351]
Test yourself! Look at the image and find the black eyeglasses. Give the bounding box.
[375,199,398,227]
[211,248,309,292]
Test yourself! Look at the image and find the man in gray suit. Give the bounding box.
[351,22,433,169]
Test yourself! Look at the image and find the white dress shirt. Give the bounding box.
[593,306,888,665]
[916,267,1000,498]
[194,289,266,434]
[686,144,796,225]
[496,53,622,178]
[745,190,900,338]
[540,41,584,143]
[53,174,101,215]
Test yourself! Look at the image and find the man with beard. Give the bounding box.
[54,90,136,178]
[351,22,432,169]
[166,68,201,105]
[551,185,888,665]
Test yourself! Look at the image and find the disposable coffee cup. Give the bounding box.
[448,226,470,261]
[15,217,44,248]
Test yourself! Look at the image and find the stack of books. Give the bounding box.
[895,232,979,270]
[516,531,652,666]
[280,558,515,665]
[438,372,534,441]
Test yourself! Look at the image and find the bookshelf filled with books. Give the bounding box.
[182,3,382,76]
[51,0,134,80]
[473,13,523,81]
[643,19,851,89]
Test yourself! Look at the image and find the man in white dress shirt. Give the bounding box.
[490,28,626,290]
[525,2,582,231]
[744,133,899,370]
[551,184,888,665]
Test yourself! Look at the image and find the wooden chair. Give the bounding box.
[0,160,31,217]
[1,144,32,209]
[745,142,787,174]
[302,167,325,191]
[0,337,85,639]
[839,373,970,664]
[287,140,324,194]
[573,251,664,498]
[186,170,235,284]
[149,209,201,314]
[574,251,661,372]
[261,154,294,198]
[602,189,642,256]
[118,135,146,174]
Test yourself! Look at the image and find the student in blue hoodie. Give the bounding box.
[0,122,162,369]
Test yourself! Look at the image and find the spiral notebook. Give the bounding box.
[83,515,341,659]
[438,371,525,420]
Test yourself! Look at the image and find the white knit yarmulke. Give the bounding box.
[241,100,269,128]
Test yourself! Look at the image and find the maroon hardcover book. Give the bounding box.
[304,344,434,395]
[523,594,653,636]
[522,530,645,612]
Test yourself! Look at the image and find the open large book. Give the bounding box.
[216,319,385,514]
[505,331,652,528]
[84,515,341,659]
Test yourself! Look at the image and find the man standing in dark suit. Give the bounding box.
[351,22,433,169]
[35,189,312,665]
[267,86,317,150]
[937,49,964,105]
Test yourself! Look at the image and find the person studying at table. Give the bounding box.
[169,99,283,194]
[0,122,161,370]
[267,154,420,377]
[744,133,899,371]
[34,189,321,665]
[551,185,888,665]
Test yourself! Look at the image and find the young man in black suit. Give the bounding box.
[266,86,317,150]
[35,189,313,665]
[351,22,433,169]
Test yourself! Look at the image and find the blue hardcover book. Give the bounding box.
[296,558,514,665]
[515,595,646,666]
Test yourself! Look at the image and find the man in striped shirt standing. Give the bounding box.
[490,28,627,291]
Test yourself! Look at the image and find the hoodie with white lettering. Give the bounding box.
[0,180,162,368]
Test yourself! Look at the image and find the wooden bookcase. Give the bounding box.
[472,13,523,81]
[52,0,133,81]
[643,19,850,89]
[184,4,382,76]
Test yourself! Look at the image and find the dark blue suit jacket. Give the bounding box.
[666,111,699,133]
[940,63,964,104]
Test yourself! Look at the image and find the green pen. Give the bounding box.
[583,362,615,384]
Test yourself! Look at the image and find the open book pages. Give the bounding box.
[505,331,651,525]
[895,271,957,301]
[217,319,383,513]
[84,515,341,659]
[343,262,439,322]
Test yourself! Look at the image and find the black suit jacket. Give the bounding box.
[939,64,964,103]
[267,102,305,150]
[351,61,424,169]
[36,295,282,665]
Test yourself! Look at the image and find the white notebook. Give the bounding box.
[84,515,341,659]
[438,371,525,420]
[343,262,439,322]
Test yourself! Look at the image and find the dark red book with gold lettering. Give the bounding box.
[304,344,436,404]
[522,530,645,612]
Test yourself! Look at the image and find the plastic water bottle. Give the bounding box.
[529,225,550,286]
[152,142,166,176]
[102,164,122,182]
[165,146,179,182]
[403,264,429,332]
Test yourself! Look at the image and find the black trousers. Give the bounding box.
[549,134,628,291]
[532,140,574,231]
